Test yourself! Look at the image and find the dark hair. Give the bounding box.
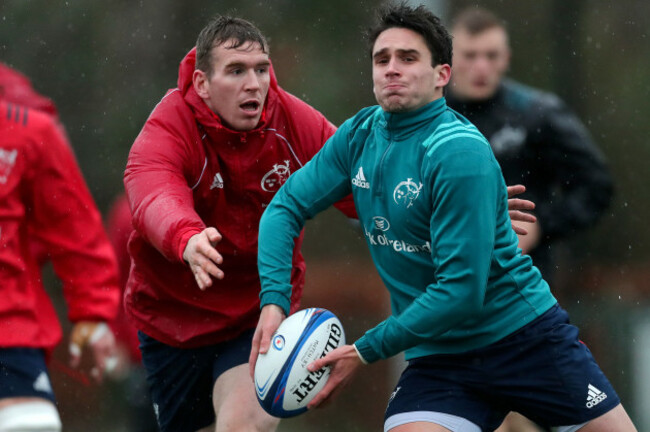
[451,7,506,35]
[367,2,452,67]
[195,15,269,76]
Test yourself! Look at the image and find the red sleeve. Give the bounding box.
[124,93,205,262]
[29,114,120,323]
[321,116,357,218]
[278,90,357,219]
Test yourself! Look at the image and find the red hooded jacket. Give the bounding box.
[0,63,58,117]
[124,48,355,348]
[0,101,120,351]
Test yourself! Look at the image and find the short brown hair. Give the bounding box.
[368,2,453,67]
[195,15,269,77]
[451,7,506,35]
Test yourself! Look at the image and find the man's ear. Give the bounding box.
[193,69,209,99]
[435,64,452,88]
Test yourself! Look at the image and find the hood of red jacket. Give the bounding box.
[177,47,279,135]
[0,63,58,117]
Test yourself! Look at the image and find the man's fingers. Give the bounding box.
[197,258,223,280]
[512,225,528,236]
[197,241,223,265]
[307,378,335,409]
[507,184,526,198]
[318,383,345,408]
[259,326,273,355]
[190,254,224,289]
[508,198,535,211]
[205,227,223,244]
[307,357,328,372]
[193,267,212,290]
[249,328,262,378]
[509,210,537,223]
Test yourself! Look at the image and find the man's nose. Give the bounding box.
[244,69,261,91]
[473,55,492,73]
[385,57,401,77]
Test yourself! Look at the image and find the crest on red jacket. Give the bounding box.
[261,160,291,192]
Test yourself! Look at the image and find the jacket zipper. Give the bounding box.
[376,130,393,198]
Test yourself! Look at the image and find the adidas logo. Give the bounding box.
[387,386,401,406]
[585,384,607,408]
[210,172,224,190]
[352,166,370,189]
[33,371,53,394]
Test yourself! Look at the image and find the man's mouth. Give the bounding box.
[240,101,260,112]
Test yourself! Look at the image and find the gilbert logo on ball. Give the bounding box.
[254,308,345,418]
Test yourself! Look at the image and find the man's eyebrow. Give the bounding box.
[224,60,271,69]
[372,48,421,59]
[398,49,420,57]
[373,48,389,59]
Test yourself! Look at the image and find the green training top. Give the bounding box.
[258,97,557,364]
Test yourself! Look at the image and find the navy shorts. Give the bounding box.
[384,304,620,431]
[0,348,56,403]
[138,329,255,432]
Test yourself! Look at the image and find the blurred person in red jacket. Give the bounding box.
[0,63,58,117]
[0,98,120,431]
[106,193,157,432]
[124,15,537,432]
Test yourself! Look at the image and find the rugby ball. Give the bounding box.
[254,308,345,418]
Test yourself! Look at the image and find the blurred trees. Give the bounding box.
[1,0,647,264]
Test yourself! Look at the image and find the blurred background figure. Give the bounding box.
[446,7,613,285]
[0,64,120,431]
[446,7,615,432]
[0,63,58,117]
[106,193,158,432]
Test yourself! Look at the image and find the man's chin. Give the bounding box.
[379,97,408,113]
[230,117,261,132]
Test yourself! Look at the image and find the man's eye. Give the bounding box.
[231,69,243,75]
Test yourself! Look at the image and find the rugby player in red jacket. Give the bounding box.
[0,100,120,431]
[124,15,537,432]
[123,16,357,432]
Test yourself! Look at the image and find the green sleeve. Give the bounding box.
[258,120,354,315]
[355,146,498,363]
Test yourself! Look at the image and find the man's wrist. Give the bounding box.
[177,228,203,262]
[353,343,368,365]
[260,292,291,317]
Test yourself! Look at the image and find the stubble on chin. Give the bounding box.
[380,99,408,113]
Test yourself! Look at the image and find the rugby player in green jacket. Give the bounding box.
[250,4,636,432]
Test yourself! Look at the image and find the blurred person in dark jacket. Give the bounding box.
[446,8,614,432]
[446,8,613,284]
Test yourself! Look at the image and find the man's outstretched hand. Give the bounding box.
[183,227,224,290]
[507,185,537,235]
